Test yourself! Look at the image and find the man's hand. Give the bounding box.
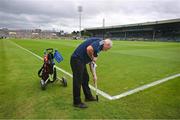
[93,57,97,62]
[93,74,97,83]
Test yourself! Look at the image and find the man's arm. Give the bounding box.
[87,45,98,81]
[86,45,97,62]
[89,63,93,73]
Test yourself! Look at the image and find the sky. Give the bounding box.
[0,0,180,32]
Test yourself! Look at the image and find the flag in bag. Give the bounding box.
[54,50,63,63]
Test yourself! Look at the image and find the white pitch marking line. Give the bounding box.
[111,73,180,100]
[9,40,112,100]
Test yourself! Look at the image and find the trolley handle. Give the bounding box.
[46,48,53,53]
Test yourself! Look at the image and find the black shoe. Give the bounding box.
[73,102,88,108]
[85,97,97,102]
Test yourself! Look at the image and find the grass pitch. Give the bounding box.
[0,38,180,119]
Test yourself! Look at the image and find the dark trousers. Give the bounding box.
[70,56,93,104]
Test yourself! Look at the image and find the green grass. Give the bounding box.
[12,39,180,95]
[0,38,180,119]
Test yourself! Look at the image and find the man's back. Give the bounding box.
[72,37,102,64]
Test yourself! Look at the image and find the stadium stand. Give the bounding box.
[0,28,8,39]
[84,18,180,41]
[0,28,58,39]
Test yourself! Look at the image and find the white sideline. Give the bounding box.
[10,40,180,100]
[10,41,112,100]
[111,73,180,100]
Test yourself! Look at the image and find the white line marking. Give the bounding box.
[9,40,112,100]
[9,40,180,100]
[111,73,180,100]
[89,85,112,100]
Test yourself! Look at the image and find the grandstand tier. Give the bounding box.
[84,18,180,41]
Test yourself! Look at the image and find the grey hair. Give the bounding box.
[104,38,113,47]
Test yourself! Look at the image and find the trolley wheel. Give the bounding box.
[40,79,46,90]
[61,77,67,87]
